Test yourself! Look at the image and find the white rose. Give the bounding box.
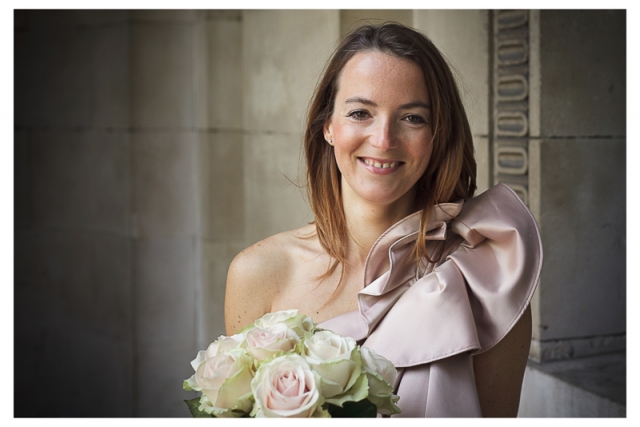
[302,330,367,404]
[184,347,254,417]
[254,309,314,338]
[360,347,400,415]
[360,346,397,386]
[254,309,299,327]
[251,354,329,418]
[245,323,300,362]
[189,334,245,372]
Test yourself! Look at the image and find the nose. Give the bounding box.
[369,118,398,151]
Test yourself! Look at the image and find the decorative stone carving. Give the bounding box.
[492,10,530,206]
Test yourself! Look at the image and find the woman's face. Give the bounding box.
[324,51,433,210]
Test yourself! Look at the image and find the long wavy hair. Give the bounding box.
[304,23,476,300]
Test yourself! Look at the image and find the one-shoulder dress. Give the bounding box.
[318,183,543,417]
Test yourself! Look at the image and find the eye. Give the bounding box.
[403,114,427,125]
[346,110,370,121]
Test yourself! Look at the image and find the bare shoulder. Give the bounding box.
[224,224,318,335]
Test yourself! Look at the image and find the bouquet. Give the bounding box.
[183,309,401,418]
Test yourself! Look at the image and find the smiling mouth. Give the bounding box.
[359,157,403,169]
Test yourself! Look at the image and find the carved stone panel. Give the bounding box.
[493,10,530,205]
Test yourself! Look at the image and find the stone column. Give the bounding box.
[197,10,245,345]
[241,10,339,245]
[14,10,134,416]
[129,10,202,416]
[526,9,626,363]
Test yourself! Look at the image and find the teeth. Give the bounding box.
[363,158,399,168]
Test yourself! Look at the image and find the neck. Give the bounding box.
[341,186,416,266]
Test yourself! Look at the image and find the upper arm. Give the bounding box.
[224,245,277,335]
[472,304,532,417]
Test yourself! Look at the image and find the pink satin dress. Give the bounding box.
[318,183,543,417]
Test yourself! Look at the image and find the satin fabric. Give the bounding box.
[318,183,543,417]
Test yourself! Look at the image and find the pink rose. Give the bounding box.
[184,347,254,417]
[245,323,300,362]
[189,334,245,373]
[251,354,328,417]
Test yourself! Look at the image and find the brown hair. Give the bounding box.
[304,23,476,298]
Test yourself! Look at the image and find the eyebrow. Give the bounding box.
[344,97,431,110]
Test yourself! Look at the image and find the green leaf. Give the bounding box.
[326,399,378,418]
[184,398,214,418]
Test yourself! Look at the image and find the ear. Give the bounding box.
[323,122,334,145]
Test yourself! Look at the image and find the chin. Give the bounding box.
[359,190,408,207]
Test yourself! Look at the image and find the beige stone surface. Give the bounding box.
[473,136,490,194]
[193,18,208,130]
[243,133,313,244]
[340,10,413,36]
[519,354,626,417]
[199,132,245,242]
[15,229,134,416]
[133,237,196,346]
[93,25,130,128]
[14,23,94,127]
[15,230,133,338]
[242,10,339,134]
[131,22,194,128]
[30,130,131,235]
[198,240,247,347]
[130,10,198,22]
[206,10,242,20]
[136,342,199,417]
[132,131,198,237]
[539,10,625,137]
[537,138,625,340]
[529,10,541,138]
[208,17,243,130]
[15,13,130,129]
[27,321,133,416]
[414,10,490,137]
[25,9,129,27]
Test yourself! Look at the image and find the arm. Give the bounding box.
[472,304,532,417]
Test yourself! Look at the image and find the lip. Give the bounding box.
[358,157,404,175]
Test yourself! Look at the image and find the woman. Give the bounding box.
[225,23,542,417]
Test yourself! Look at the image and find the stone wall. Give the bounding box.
[529,10,626,361]
[15,10,134,416]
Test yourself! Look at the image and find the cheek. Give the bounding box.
[421,144,434,168]
[331,138,361,172]
[410,140,434,180]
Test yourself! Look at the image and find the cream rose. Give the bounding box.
[190,334,245,372]
[254,309,314,338]
[184,347,254,417]
[245,323,300,362]
[302,330,367,405]
[360,347,400,415]
[251,354,329,418]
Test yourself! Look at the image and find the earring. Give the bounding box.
[326,138,334,145]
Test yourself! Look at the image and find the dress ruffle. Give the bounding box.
[318,183,543,368]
